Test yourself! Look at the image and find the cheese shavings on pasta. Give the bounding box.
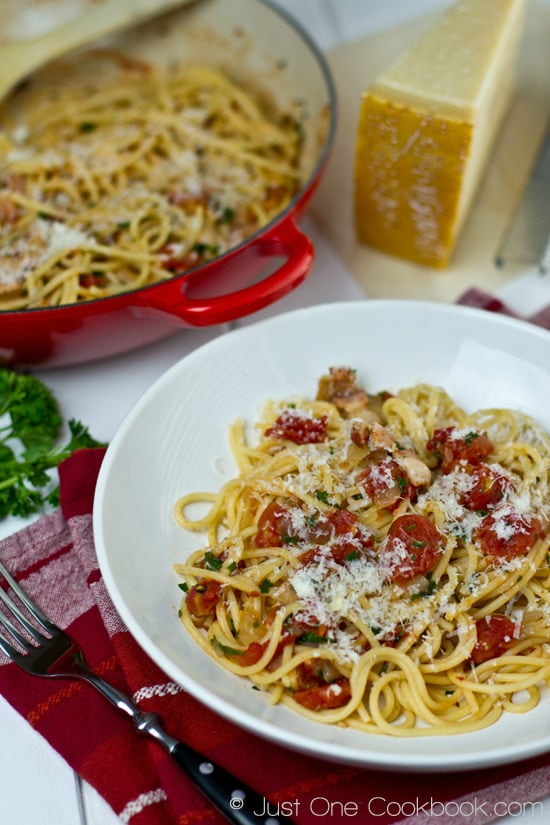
[0,54,304,308]
[173,367,550,736]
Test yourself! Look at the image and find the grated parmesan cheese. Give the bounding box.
[37,219,96,257]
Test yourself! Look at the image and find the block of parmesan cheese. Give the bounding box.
[354,0,527,268]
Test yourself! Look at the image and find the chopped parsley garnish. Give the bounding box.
[315,490,330,504]
[211,637,243,657]
[192,242,220,257]
[259,578,274,593]
[177,582,189,592]
[411,576,437,601]
[204,551,223,571]
[464,431,479,445]
[299,631,329,644]
[0,369,105,519]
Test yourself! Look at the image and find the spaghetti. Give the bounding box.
[173,366,550,736]
[0,55,304,309]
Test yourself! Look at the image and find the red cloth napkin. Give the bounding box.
[457,286,550,329]
[1,448,550,825]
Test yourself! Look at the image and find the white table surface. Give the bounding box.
[1,2,549,824]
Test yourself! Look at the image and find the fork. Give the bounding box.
[0,560,295,825]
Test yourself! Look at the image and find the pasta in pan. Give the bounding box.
[0,54,304,309]
[173,367,550,736]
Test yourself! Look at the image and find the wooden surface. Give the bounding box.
[310,1,550,303]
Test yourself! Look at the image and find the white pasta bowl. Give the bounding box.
[94,300,550,771]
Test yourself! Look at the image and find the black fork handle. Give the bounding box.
[170,740,296,825]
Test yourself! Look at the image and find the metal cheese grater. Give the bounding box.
[495,121,550,273]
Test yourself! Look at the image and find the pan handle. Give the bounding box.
[131,217,314,326]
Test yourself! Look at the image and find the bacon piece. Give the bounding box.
[317,366,374,419]
[352,421,431,493]
[350,419,371,447]
[358,457,417,510]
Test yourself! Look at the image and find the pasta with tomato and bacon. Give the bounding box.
[173,367,550,736]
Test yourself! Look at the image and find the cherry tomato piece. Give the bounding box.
[427,427,493,473]
[293,678,351,711]
[186,580,221,617]
[305,508,358,542]
[256,502,292,548]
[230,640,268,666]
[476,508,542,562]
[381,514,444,583]
[458,464,511,511]
[471,615,518,664]
[265,409,328,444]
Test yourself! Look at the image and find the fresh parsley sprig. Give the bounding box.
[0,369,105,519]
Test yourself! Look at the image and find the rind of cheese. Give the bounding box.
[354,0,527,268]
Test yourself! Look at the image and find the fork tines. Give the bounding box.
[0,561,54,658]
